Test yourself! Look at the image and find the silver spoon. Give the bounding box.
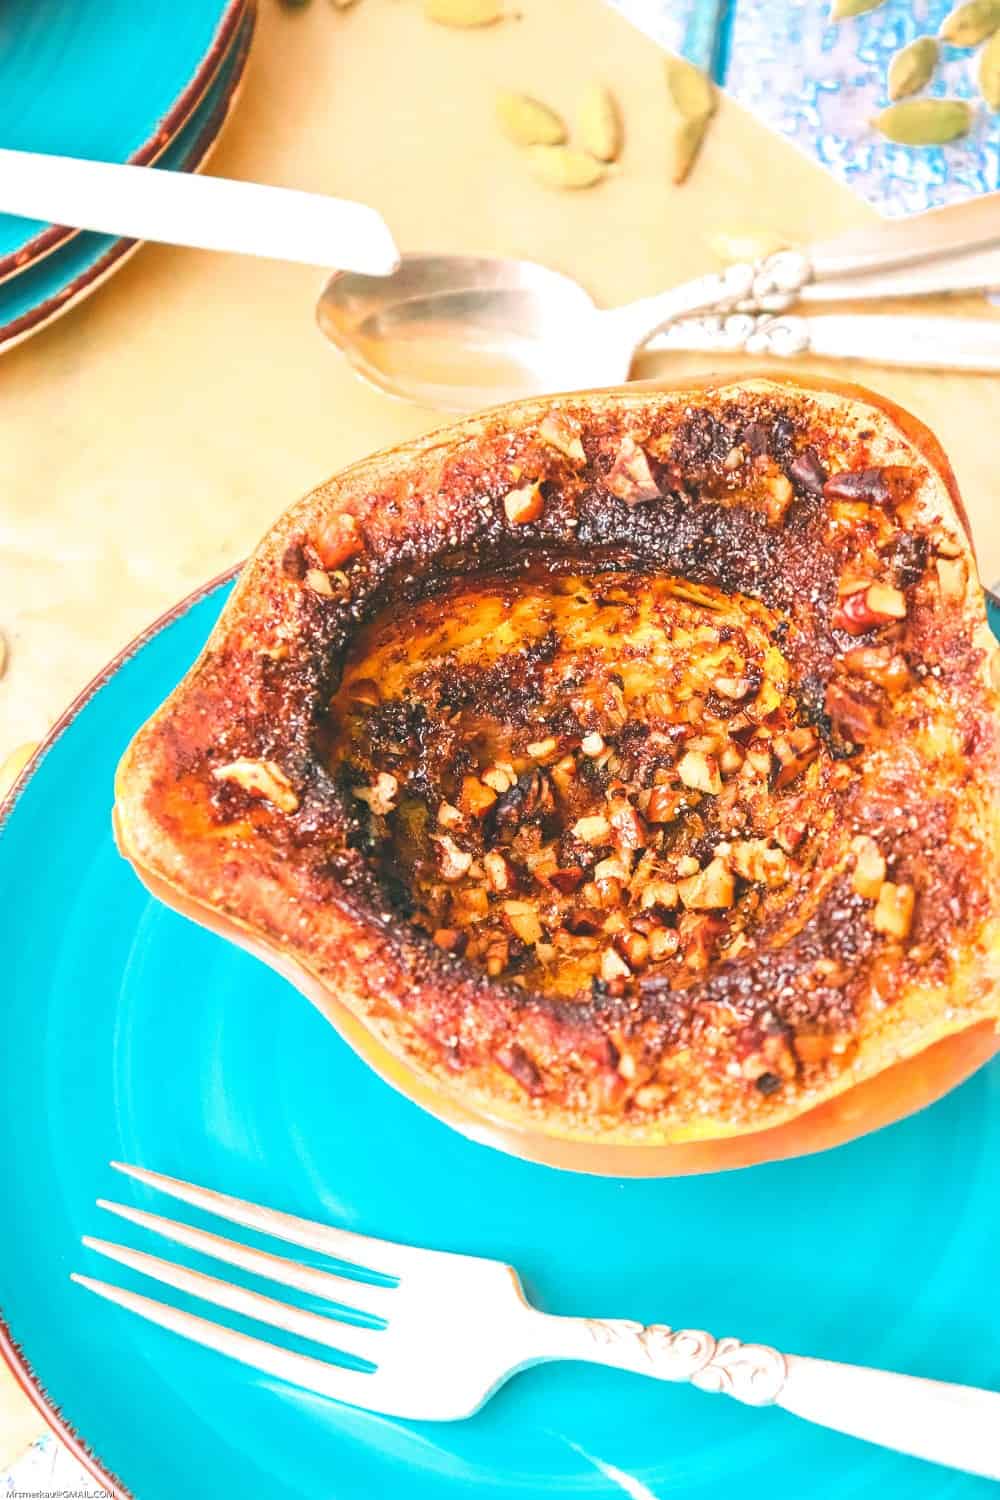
[317,207,1000,411]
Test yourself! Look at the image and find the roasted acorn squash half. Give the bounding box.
[115,375,1000,1175]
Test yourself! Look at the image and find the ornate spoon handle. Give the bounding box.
[529,1315,1000,1481]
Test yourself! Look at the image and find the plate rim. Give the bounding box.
[0,3,257,358]
[0,563,239,1497]
[0,0,247,286]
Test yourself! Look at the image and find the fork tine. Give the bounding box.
[82,1238,386,1365]
[110,1162,412,1279]
[71,1274,382,1411]
[96,1200,396,1318]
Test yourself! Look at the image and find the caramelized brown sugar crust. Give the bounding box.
[115,376,1000,1158]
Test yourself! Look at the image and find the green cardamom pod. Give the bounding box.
[939,0,1000,45]
[424,0,502,27]
[671,114,713,184]
[578,83,623,163]
[872,98,974,144]
[496,92,566,146]
[830,0,887,19]
[665,56,717,123]
[979,28,1000,107]
[526,145,605,190]
[887,37,939,100]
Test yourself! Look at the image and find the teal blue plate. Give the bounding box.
[0,6,254,354]
[0,0,243,281]
[1,577,999,1500]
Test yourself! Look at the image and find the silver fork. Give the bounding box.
[74,1163,1000,1481]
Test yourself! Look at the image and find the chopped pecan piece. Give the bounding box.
[872,881,915,940]
[586,876,624,908]
[606,435,660,506]
[677,857,735,910]
[743,744,774,779]
[771,728,818,789]
[647,927,680,961]
[550,754,577,798]
[305,568,335,596]
[719,743,745,775]
[824,679,881,746]
[866,583,907,618]
[564,908,603,935]
[353,771,400,815]
[679,912,720,969]
[851,835,886,900]
[437,801,465,831]
[729,839,789,887]
[616,931,650,969]
[789,448,827,494]
[841,645,910,696]
[572,814,612,843]
[775,809,808,853]
[549,865,585,894]
[434,834,473,881]
[762,471,793,525]
[433,927,467,955]
[610,801,648,852]
[483,850,514,892]
[526,735,559,760]
[935,556,967,602]
[313,513,363,570]
[213,758,299,814]
[539,413,586,464]
[640,879,679,910]
[646,785,683,822]
[823,467,889,505]
[459,775,499,817]
[485,938,510,977]
[833,583,906,634]
[677,749,722,795]
[453,886,489,922]
[712,675,753,700]
[503,481,544,526]
[601,947,631,982]
[502,900,543,946]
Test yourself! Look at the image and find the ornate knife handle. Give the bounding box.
[531,1314,1000,1480]
[648,309,1000,373]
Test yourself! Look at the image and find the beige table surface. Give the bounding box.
[1,0,998,1470]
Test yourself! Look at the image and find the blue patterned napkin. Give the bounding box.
[613,0,1000,214]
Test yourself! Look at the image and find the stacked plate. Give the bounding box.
[0,0,255,353]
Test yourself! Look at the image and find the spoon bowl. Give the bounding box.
[316,254,631,410]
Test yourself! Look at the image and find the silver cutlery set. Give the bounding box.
[4,145,1000,408]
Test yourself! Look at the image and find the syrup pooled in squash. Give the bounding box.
[326,568,841,1002]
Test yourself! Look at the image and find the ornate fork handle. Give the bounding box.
[583,1319,787,1406]
[530,1313,1000,1478]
